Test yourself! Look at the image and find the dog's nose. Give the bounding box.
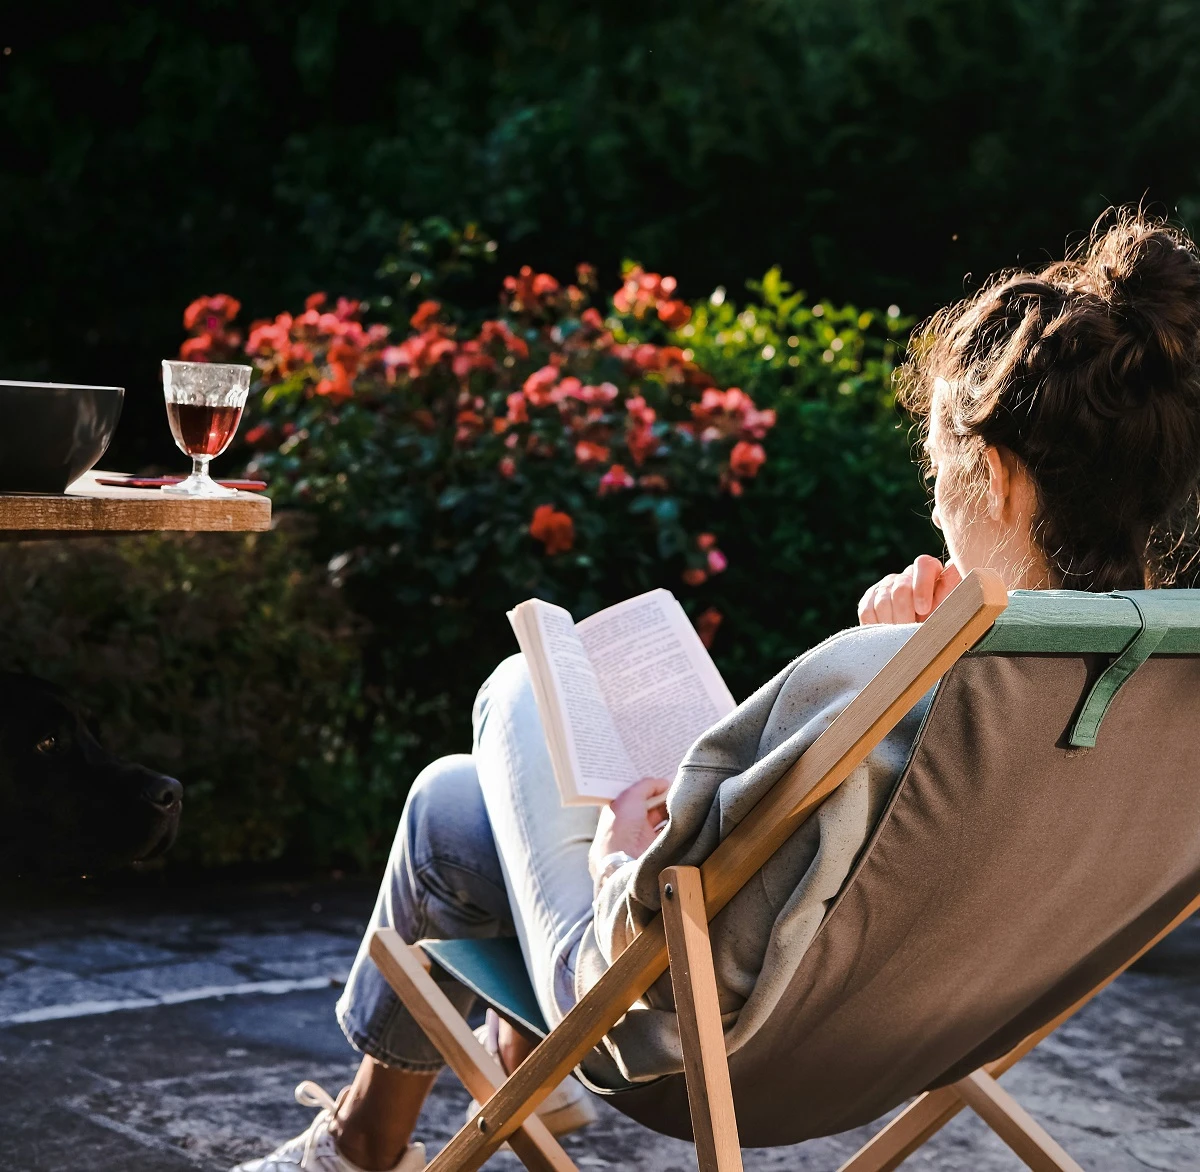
[142,774,183,809]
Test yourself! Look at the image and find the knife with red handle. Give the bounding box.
[96,476,269,491]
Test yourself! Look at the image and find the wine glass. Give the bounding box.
[161,360,251,498]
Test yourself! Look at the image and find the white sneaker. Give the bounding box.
[232,1081,426,1172]
[466,1009,597,1137]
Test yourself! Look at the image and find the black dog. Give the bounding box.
[0,674,182,874]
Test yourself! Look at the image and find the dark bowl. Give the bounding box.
[0,380,125,494]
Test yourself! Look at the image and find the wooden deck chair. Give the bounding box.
[369,570,1200,1172]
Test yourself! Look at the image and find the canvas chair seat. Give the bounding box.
[372,578,1200,1172]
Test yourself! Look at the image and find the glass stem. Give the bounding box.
[192,454,212,482]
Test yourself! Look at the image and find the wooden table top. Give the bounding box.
[0,471,272,536]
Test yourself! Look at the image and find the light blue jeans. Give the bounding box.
[337,655,600,1072]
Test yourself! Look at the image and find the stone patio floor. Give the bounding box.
[2,878,1200,1171]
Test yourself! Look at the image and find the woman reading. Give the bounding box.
[235,208,1200,1172]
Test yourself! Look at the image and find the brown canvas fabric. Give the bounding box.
[606,652,1200,1144]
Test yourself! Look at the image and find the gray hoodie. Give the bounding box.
[574,621,930,1085]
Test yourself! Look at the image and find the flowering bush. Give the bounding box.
[183,264,773,651]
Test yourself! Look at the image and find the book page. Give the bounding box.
[577,590,736,782]
[531,603,639,802]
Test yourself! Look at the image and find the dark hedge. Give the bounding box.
[4,1,1200,468]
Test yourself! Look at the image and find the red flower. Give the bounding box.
[625,396,660,465]
[523,364,560,407]
[743,406,776,439]
[598,464,635,495]
[305,293,327,311]
[506,391,529,424]
[453,342,496,379]
[427,337,456,365]
[581,307,604,331]
[580,381,618,404]
[556,376,583,402]
[730,441,767,478]
[455,409,484,445]
[411,300,442,330]
[632,344,660,370]
[625,396,656,428]
[697,532,717,551]
[315,362,354,402]
[183,293,241,332]
[682,568,707,587]
[504,266,562,313]
[657,300,692,330]
[691,387,776,443]
[627,425,659,466]
[707,548,728,574]
[613,266,685,322]
[246,314,297,364]
[479,319,529,358]
[695,607,723,649]
[243,423,272,448]
[499,456,517,478]
[530,504,575,555]
[574,441,610,465]
[328,337,362,376]
[180,334,214,360]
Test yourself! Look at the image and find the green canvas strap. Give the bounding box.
[1068,592,1170,748]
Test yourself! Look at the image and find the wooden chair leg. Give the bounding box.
[369,929,579,1172]
[834,1087,963,1172]
[661,866,744,1172]
[952,1071,1082,1172]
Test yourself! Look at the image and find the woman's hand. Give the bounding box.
[858,556,962,625]
[588,776,670,883]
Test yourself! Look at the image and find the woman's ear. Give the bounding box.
[983,445,1010,520]
[986,444,1036,524]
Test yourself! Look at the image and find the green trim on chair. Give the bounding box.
[1067,593,1171,747]
[968,588,1200,656]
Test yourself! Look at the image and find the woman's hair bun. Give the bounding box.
[1078,209,1200,383]
[899,205,1200,591]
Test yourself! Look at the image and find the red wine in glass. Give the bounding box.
[161,360,252,498]
[166,401,245,458]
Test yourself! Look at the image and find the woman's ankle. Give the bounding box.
[496,1017,536,1075]
[330,1057,437,1171]
[329,1110,407,1172]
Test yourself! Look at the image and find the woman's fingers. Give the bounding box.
[859,558,960,625]
[618,776,670,819]
[628,776,671,801]
[911,554,944,619]
[857,584,878,625]
[931,560,963,608]
[889,569,916,624]
[871,575,897,624]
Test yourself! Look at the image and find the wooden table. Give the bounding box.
[0,470,271,538]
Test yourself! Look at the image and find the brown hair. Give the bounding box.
[899,208,1200,591]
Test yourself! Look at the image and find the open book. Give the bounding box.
[507,589,737,805]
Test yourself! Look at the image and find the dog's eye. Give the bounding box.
[35,736,57,754]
